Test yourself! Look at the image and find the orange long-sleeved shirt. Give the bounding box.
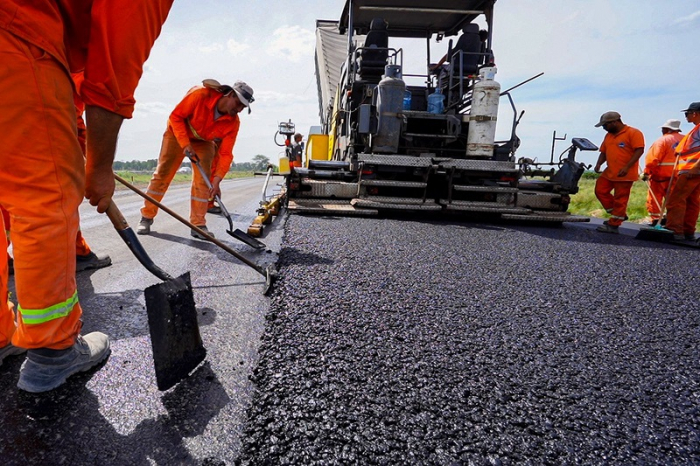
[0,0,173,119]
[168,86,241,180]
[644,132,684,179]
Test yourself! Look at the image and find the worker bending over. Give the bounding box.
[137,80,253,239]
[0,0,173,392]
[593,111,645,234]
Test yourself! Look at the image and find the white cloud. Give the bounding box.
[673,10,700,25]
[227,39,250,56]
[266,25,315,63]
[133,101,171,117]
[199,43,224,54]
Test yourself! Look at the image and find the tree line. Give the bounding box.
[113,154,275,172]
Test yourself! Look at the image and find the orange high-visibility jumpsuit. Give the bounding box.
[595,125,645,227]
[141,86,240,227]
[0,0,173,350]
[666,124,700,237]
[1,74,95,262]
[643,131,684,220]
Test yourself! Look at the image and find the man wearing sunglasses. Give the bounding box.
[665,102,700,242]
[137,80,254,239]
[593,111,645,234]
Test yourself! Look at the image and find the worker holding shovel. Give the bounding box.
[137,80,254,239]
[0,0,173,392]
[642,119,684,226]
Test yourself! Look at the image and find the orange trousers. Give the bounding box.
[595,177,633,227]
[665,174,700,236]
[645,178,671,220]
[0,29,83,349]
[141,129,215,226]
[3,205,91,258]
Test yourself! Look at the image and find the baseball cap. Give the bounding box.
[680,102,700,113]
[233,81,255,113]
[595,111,621,127]
[660,119,682,131]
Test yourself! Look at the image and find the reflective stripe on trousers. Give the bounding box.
[0,29,83,349]
[140,129,216,226]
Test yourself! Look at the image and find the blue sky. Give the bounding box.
[117,0,700,169]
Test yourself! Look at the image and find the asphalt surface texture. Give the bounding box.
[3,180,700,464]
[237,214,700,465]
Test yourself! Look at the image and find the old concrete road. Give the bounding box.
[1,176,284,465]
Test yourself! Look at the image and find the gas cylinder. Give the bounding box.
[373,65,405,153]
[466,66,501,158]
[278,154,290,175]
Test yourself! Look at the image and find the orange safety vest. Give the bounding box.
[675,124,700,175]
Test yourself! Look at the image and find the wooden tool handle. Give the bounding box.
[106,200,129,231]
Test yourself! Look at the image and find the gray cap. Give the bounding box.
[681,102,700,113]
[595,111,621,127]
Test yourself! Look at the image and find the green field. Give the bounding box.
[115,171,255,189]
[570,177,700,229]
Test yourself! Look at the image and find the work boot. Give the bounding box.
[76,252,112,272]
[647,219,659,227]
[191,226,214,240]
[207,205,222,215]
[596,223,619,234]
[0,343,26,366]
[137,217,153,235]
[17,332,111,393]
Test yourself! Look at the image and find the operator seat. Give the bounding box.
[358,17,389,82]
[449,23,481,76]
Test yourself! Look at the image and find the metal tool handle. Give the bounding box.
[187,152,234,231]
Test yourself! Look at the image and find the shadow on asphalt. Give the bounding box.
[1,360,230,464]
[280,247,335,266]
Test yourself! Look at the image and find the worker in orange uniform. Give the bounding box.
[0,0,173,392]
[642,119,684,226]
[137,80,253,239]
[593,111,645,234]
[665,102,700,242]
[288,133,304,169]
[2,73,112,276]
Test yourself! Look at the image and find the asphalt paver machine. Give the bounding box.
[287,0,595,222]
